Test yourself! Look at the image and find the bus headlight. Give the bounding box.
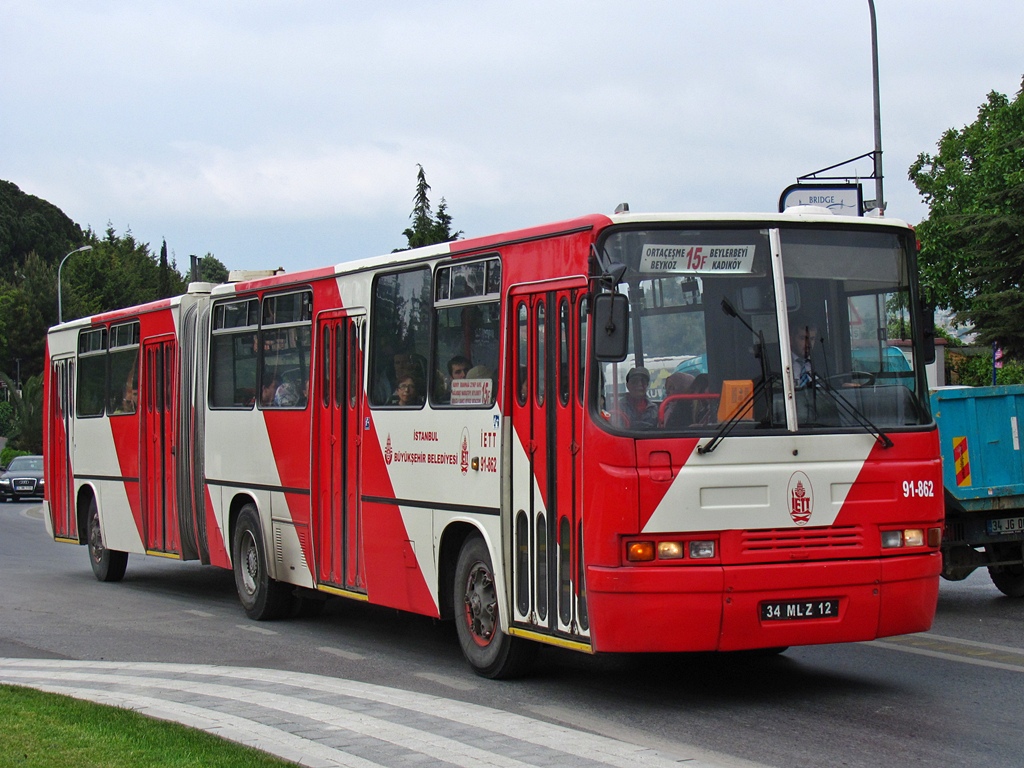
[657,541,684,560]
[903,529,925,547]
[881,529,928,548]
[689,540,716,559]
[881,530,903,548]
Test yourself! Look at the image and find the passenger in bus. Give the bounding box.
[390,375,424,406]
[622,367,658,429]
[116,378,137,414]
[260,372,280,406]
[375,352,426,405]
[449,355,471,381]
[689,373,715,424]
[438,354,472,403]
[661,371,695,429]
[791,321,819,388]
[273,380,301,407]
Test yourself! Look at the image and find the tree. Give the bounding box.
[909,77,1024,355]
[0,252,58,381]
[0,178,232,386]
[0,180,83,279]
[0,371,42,454]
[395,165,462,251]
[198,253,229,283]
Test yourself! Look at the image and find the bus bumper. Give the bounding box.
[585,552,940,653]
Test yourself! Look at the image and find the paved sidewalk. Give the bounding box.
[0,658,743,768]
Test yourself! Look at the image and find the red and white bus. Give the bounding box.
[43,208,943,677]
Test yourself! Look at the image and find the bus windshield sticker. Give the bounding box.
[640,244,755,275]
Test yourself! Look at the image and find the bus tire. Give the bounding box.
[87,498,128,583]
[454,534,535,679]
[232,504,292,620]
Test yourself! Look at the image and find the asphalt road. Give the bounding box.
[2,501,1022,767]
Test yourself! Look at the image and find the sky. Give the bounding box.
[2,1,1022,275]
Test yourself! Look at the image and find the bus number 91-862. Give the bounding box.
[902,480,935,498]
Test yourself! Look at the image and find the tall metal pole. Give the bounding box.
[58,245,93,324]
[868,0,884,214]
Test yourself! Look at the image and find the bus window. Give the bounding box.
[209,297,259,408]
[370,267,431,407]
[107,321,140,415]
[516,302,528,407]
[431,257,501,408]
[260,290,312,409]
[76,327,107,417]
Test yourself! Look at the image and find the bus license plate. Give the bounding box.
[987,516,1024,536]
[761,599,839,621]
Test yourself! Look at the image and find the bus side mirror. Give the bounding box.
[920,302,936,366]
[592,292,629,362]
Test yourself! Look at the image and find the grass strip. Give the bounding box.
[0,684,297,767]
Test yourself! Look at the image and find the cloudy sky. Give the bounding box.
[3,1,1022,274]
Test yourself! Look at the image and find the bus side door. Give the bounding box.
[46,357,77,540]
[140,336,179,554]
[312,311,366,593]
[509,282,589,641]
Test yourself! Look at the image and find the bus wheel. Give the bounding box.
[454,535,535,679]
[87,498,128,583]
[232,504,292,620]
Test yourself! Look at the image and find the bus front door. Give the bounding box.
[509,283,590,642]
[140,337,179,555]
[313,312,365,593]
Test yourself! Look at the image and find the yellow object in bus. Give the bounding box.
[717,380,754,422]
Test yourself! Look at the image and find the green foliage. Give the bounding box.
[198,253,229,283]
[0,252,55,380]
[0,684,295,768]
[0,180,84,279]
[948,350,1024,387]
[0,446,30,467]
[0,372,42,453]
[395,164,462,251]
[59,225,188,325]
[0,400,14,436]
[909,76,1024,356]
[0,178,227,386]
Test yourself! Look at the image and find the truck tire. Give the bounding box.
[988,564,1024,598]
[986,543,1024,597]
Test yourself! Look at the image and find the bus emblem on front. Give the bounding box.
[788,472,813,526]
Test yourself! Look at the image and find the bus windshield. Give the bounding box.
[594,224,929,436]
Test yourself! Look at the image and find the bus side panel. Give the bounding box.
[203,482,231,569]
[75,412,145,554]
[358,414,440,617]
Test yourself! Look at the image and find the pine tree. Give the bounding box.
[396,165,462,251]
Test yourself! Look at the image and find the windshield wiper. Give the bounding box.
[804,374,894,449]
[698,374,778,455]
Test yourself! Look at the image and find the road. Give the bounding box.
[2,500,1022,767]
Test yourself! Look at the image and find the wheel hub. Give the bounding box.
[464,562,496,645]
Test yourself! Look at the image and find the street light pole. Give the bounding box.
[58,245,93,324]
[868,0,884,214]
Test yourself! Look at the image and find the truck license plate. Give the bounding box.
[761,599,839,621]
[987,516,1024,536]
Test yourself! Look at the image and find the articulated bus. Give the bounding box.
[43,208,943,678]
